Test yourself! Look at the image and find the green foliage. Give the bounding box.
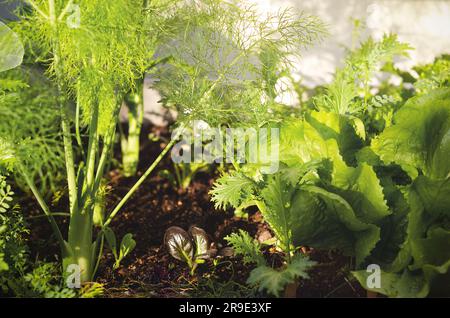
[314,34,411,117]
[5,0,183,284]
[15,0,150,135]
[0,177,28,291]
[372,89,450,179]
[0,67,66,195]
[225,230,315,297]
[152,0,325,127]
[414,55,450,95]
[225,230,265,266]
[247,254,315,297]
[213,82,450,297]
[0,176,78,298]
[22,262,76,298]
[104,227,136,270]
[210,171,255,210]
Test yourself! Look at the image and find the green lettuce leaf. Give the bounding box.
[306,111,364,165]
[372,88,450,179]
[290,186,380,266]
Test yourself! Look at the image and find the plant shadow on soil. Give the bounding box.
[24,125,365,298]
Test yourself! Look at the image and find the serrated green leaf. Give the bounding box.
[247,254,315,297]
[372,89,450,179]
[291,186,380,266]
[225,230,265,266]
[210,171,255,210]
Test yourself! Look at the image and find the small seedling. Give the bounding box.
[164,226,211,275]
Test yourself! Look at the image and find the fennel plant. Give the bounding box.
[2,0,324,285]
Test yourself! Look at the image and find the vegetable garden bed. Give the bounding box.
[0,0,449,300]
[23,125,365,298]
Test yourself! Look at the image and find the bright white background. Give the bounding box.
[248,0,450,87]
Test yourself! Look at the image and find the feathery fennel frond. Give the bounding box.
[152,0,325,126]
[315,34,412,115]
[15,0,150,135]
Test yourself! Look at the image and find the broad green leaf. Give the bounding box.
[331,163,390,224]
[372,89,450,179]
[103,227,117,258]
[408,176,450,240]
[363,176,450,297]
[352,268,428,298]
[415,228,450,297]
[0,22,24,72]
[279,119,347,174]
[290,186,380,266]
[369,184,411,272]
[119,233,136,260]
[306,111,364,165]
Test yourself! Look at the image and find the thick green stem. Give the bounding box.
[48,0,78,215]
[47,0,95,282]
[93,102,120,191]
[66,207,94,282]
[104,125,185,227]
[121,94,143,177]
[82,102,99,204]
[61,111,78,215]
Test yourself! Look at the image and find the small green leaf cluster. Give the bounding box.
[225,230,315,297]
[0,176,78,298]
[103,227,136,270]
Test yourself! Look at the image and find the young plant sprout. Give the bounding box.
[164,226,211,275]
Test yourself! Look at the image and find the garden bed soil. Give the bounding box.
[25,125,365,298]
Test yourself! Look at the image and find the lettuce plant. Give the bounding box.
[212,85,450,297]
[210,34,448,297]
[353,89,450,297]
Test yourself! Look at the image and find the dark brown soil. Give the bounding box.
[24,125,365,298]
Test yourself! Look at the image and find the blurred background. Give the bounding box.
[2,0,449,122]
[248,0,450,87]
